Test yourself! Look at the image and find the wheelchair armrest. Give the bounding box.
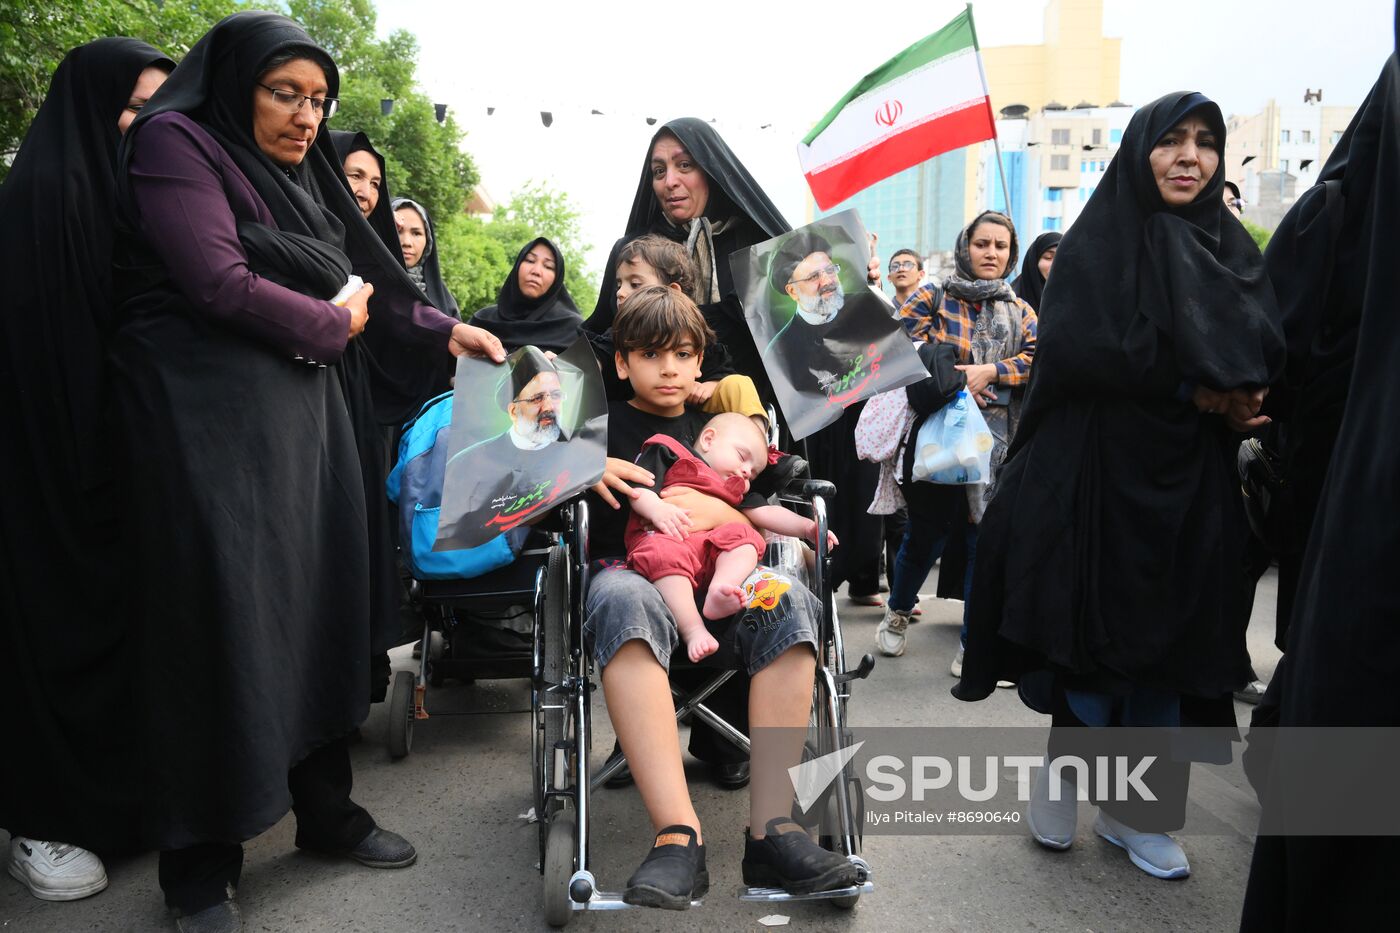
[794,478,835,500]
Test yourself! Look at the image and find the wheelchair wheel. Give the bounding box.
[533,545,570,855]
[387,669,414,760]
[542,809,576,927]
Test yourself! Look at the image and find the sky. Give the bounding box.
[373,0,1393,280]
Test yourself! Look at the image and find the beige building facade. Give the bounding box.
[963,0,1124,221]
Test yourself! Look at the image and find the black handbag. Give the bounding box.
[1237,437,1290,552]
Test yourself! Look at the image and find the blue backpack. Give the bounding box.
[387,392,522,580]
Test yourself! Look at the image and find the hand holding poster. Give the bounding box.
[729,209,928,439]
[434,337,606,551]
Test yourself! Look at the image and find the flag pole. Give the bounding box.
[966,3,1012,216]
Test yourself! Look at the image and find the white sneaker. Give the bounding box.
[1027,767,1078,850]
[949,644,964,677]
[1093,810,1191,879]
[876,608,911,657]
[7,837,109,901]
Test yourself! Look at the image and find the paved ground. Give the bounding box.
[2,567,1282,932]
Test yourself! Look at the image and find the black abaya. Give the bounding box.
[0,38,172,853]
[953,92,1285,705]
[111,12,456,847]
[1240,51,1400,933]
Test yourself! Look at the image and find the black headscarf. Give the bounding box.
[954,91,1285,705]
[586,117,790,334]
[1011,231,1062,310]
[390,196,459,317]
[119,11,450,425]
[1,38,173,491]
[331,129,402,266]
[472,237,582,353]
[0,36,173,854]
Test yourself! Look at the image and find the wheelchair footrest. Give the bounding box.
[570,890,704,912]
[737,880,874,903]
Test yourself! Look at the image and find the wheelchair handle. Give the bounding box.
[798,479,836,500]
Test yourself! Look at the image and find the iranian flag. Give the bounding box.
[798,5,996,210]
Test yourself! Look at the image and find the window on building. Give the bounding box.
[1280,159,1289,173]
[1051,154,1069,171]
[1280,129,1290,143]
[1110,128,1123,143]
[1331,130,1343,144]
[1079,187,1087,202]
[1045,217,1061,231]
[1092,128,1103,145]
[1301,130,1312,144]
[1047,188,1063,202]
[1051,128,1070,145]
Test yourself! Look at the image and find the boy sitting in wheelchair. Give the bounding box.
[585,286,861,909]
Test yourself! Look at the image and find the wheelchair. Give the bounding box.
[534,478,875,926]
[385,503,584,763]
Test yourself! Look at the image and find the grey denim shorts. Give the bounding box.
[583,566,820,676]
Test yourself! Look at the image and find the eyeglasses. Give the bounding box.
[789,263,840,287]
[257,84,339,119]
[514,389,564,406]
[888,260,919,273]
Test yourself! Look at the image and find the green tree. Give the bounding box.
[288,0,477,224]
[484,181,598,315]
[1242,218,1272,252]
[0,0,245,177]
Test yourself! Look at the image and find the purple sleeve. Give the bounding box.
[128,114,351,363]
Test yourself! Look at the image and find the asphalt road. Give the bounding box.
[2,567,1282,932]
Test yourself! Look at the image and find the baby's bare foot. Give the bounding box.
[702,583,745,621]
[685,629,719,663]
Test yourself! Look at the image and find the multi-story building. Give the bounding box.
[1225,92,1356,228]
[976,102,1134,240]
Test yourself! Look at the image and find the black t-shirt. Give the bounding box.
[587,401,709,560]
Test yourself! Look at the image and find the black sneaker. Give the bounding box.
[621,825,708,910]
[742,819,860,895]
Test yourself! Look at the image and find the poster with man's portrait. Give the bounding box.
[434,337,606,551]
[729,209,928,439]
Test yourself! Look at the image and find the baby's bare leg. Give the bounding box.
[654,574,719,662]
[701,544,760,622]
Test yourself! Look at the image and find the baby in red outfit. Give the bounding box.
[627,412,838,661]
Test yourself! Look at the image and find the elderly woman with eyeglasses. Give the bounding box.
[110,13,502,928]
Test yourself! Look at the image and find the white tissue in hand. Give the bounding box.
[331,274,364,306]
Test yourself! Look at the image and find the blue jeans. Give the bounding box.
[888,486,978,646]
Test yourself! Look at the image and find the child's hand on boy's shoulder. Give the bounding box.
[686,380,719,405]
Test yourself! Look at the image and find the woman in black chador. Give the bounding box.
[585,118,788,385]
[472,236,583,353]
[0,37,172,900]
[1239,48,1400,932]
[111,12,502,928]
[952,92,1284,880]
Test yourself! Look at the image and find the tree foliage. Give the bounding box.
[1241,218,1272,252]
[0,0,594,319]
[0,0,245,173]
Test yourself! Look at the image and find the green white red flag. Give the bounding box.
[798,5,996,210]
